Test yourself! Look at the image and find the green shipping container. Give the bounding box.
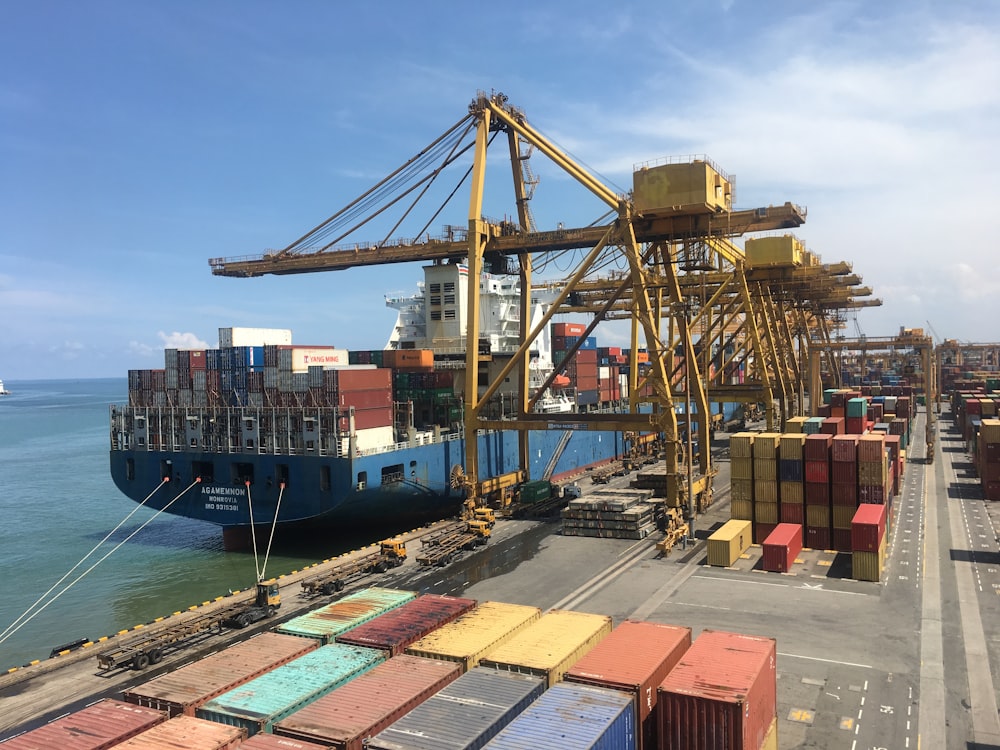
[277,587,416,644]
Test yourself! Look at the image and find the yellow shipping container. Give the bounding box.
[780,481,804,504]
[731,498,753,521]
[982,400,998,417]
[754,480,779,504]
[706,519,752,567]
[852,537,887,581]
[730,433,755,459]
[732,457,754,480]
[832,504,857,530]
[731,478,754,502]
[981,418,1000,444]
[752,433,781,459]
[858,459,888,485]
[779,433,807,459]
[755,500,779,525]
[745,235,805,268]
[479,610,612,688]
[632,160,731,216]
[806,505,830,528]
[785,416,808,434]
[753,459,777,482]
[406,601,541,672]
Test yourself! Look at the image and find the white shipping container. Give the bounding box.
[599,366,611,381]
[219,327,293,348]
[278,347,349,373]
[342,426,397,454]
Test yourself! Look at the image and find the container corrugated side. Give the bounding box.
[482,682,636,749]
[405,601,541,671]
[0,699,166,750]
[761,523,802,573]
[335,594,476,656]
[706,519,751,567]
[657,629,777,750]
[272,654,462,750]
[365,667,545,750]
[479,609,612,688]
[277,587,416,644]
[123,632,318,717]
[237,734,329,750]
[564,620,691,750]
[852,536,887,582]
[195,644,384,736]
[112,715,245,750]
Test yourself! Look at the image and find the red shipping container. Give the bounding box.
[553,322,586,337]
[273,655,462,749]
[803,434,833,461]
[832,528,853,552]
[114,716,245,750]
[804,481,830,506]
[831,435,858,462]
[832,482,858,507]
[761,523,802,573]
[851,503,887,552]
[804,460,829,484]
[805,525,831,549]
[0,699,166,750]
[821,417,846,435]
[754,522,777,545]
[830,460,857,485]
[818,404,832,417]
[658,630,776,750]
[780,502,804,524]
[339,406,393,432]
[335,594,476,656]
[884,434,901,465]
[339,389,392,410]
[239,736,329,750]
[334,368,392,392]
[565,620,692,750]
[859,484,888,504]
[846,416,866,435]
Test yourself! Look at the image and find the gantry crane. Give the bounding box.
[209,91,878,525]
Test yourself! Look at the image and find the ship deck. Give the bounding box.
[3,405,1000,748]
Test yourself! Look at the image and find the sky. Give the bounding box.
[2,0,999,380]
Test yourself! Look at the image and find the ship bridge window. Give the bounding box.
[193,460,214,483]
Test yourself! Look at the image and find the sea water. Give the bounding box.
[0,379,372,668]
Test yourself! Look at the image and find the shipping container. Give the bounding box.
[754,500,779,525]
[706,520,751,567]
[751,433,780,459]
[761,523,802,573]
[272,654,462,749]
[480,610,612,688]
[729,433,754,459]
[0,699,166,750]
[858,433,886,462]
[803,433,832,461]
[278,587,416,644]
[730,479,753,504]
[657,630,777,750]
[219,327,292,348]
[753,459,777,482]
[565,620,691,750]
[483,681,636,750]
[851,502,887,552]
[779,480,803,504]
[852,536,887,581]
[831,435,858,462]
[237,736,329,750]
[113,715,245,750]
[406,601,541,671]
[731,458,753,481]
[779,501,804,524]
[196,644,385,736]
[335,594,477,656]
[805,525,831,550]
[123,632,318,717]
[365,667,545,750]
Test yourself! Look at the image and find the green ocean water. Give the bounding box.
[0,379,369,668]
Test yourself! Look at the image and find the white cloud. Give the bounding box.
[157,331,211,350]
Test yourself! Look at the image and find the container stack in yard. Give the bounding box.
[830,434,860,552]
[729,433,754,525]
[0,698,167,750]
[277,587,416,645]
[751,432,780,543]
[658,629,778,750]
[706,519,752,567]
[112,715,246,750]
[977,418,1000,500]
[333,594,476,656]
[852,502,889,581]
[777,433,805,524]
[561,488,659,539]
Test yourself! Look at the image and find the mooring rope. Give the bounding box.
[259,483,285,582]
[245,481,261,581]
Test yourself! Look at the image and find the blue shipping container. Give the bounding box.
[778,458,803,482]
[483,682,636,750]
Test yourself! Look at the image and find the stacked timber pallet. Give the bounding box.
[561,488,659,539]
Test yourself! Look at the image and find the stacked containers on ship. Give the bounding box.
[277,587,416,645]
[830,434,860,552]
[112,715,246,750]
[978,419,1000,501]
[479,609,613,688]
[564,619,692,750]
[195,644,385,736]
[729,433,754,524]
[481,682,637,749]
[334,594,477,656]
[803,434,832,549]
[852,502,889,581]
[751,433,780,543]
[657,629,778,750]
[0,698,166,750]
[271,654,462,749]
[406,601,542,672]
[365,667,545,750]
[123,631,319,717]
[778,433,806,525]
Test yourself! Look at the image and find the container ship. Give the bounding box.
[109,261,735,549]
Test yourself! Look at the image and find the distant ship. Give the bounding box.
[0,379,9,395]
[109,262,738,549]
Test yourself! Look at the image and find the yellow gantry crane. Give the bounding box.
[209,91,877,524]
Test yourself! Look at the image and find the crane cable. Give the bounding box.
[0,478,169,643]
[259,483,285,582]
[0,478,200,647]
